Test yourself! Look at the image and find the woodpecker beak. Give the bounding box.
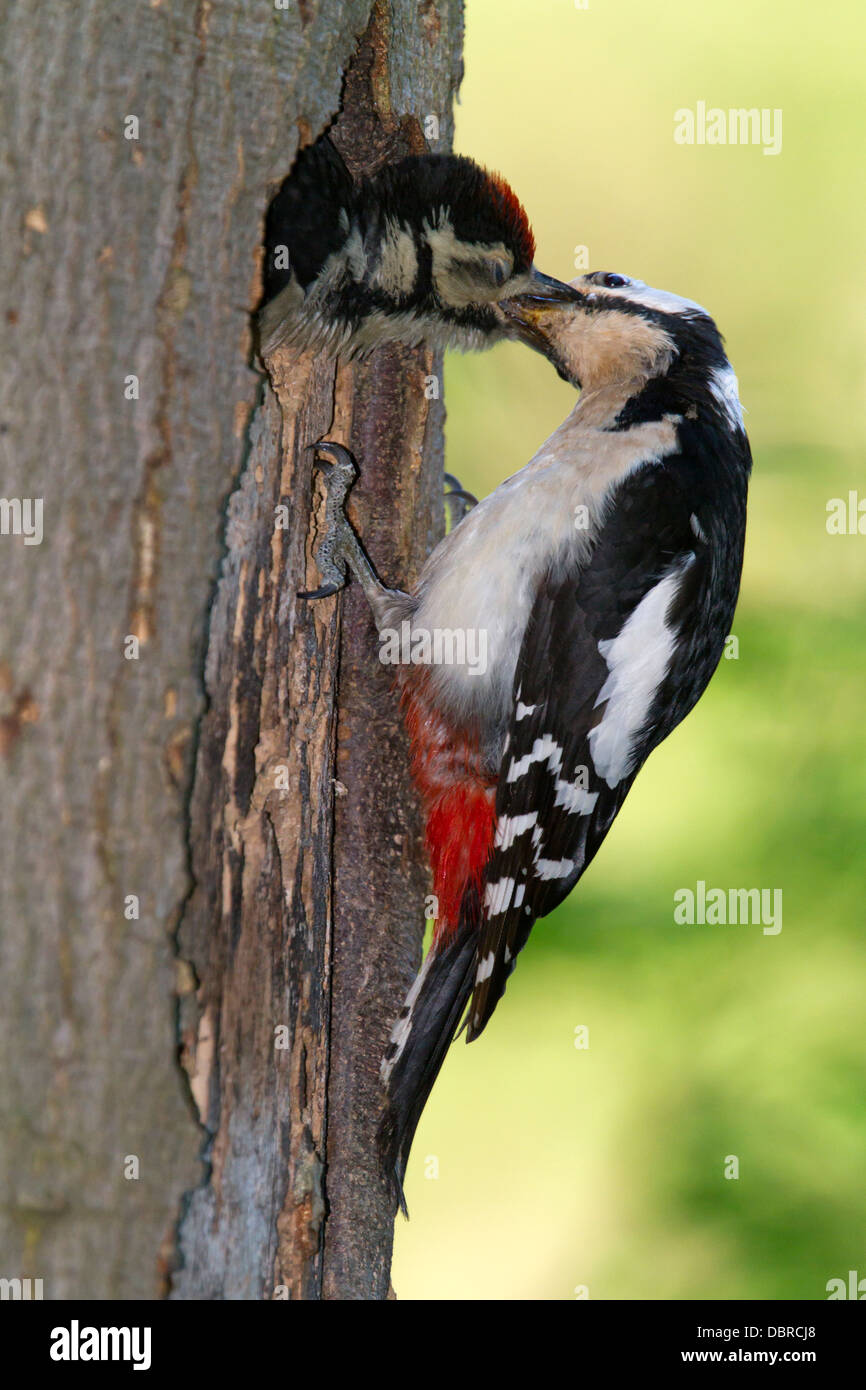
[499,279,588,383]
[500,279,581,351]
[521,269,582,304]
[491,271,577,346]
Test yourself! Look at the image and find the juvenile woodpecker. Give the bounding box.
[302,270,751,1206]
[258,136,576,358]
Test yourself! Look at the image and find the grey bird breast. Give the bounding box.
[410,410,682,743]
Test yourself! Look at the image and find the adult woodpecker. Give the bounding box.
[258,135,576,358]
[301,270,751,1206]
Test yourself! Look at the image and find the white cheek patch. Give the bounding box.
[425,219,512,307]
[708,365,745,432]
[371,218,419,295]
[588,558,693,788]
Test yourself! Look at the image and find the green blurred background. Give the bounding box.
[392,0,866,1299]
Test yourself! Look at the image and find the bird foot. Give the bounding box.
[298,441,359,600]
[444,473,478,528]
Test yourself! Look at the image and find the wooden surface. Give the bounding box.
[0,0,462,1300]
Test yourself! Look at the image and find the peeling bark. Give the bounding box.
[172,5,463,1300]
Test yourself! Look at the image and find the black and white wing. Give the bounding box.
[467,459,744,1038]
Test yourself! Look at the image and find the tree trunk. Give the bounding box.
[0,0,462,1301]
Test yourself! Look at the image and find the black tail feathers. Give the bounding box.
[378,914,479,1216]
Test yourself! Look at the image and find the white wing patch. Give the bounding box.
[534,858,575,880]
[484,877,517,917]
[553,775,599,815]
[709,365,744,432]
[495,812,539,850]
[588,559,693,788]
[506,734,563,783]
[475,950,496,983]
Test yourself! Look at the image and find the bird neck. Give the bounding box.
[571,377,655,430]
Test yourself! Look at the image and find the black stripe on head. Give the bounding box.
[612,334,733,431]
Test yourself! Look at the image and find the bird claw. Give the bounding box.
[308,440,357,495]
[444,472,477,528]
[297,580,344,601]
[298,440,359,601]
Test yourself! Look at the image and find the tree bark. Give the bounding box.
[0,0,462,1301]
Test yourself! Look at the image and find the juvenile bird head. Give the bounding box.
[259,143,576,358]
[364,154,576,339]
[501,271,744,434]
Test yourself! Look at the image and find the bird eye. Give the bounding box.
[478,254,511,289]
[483,256,511,288]
[602,273,630,289]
